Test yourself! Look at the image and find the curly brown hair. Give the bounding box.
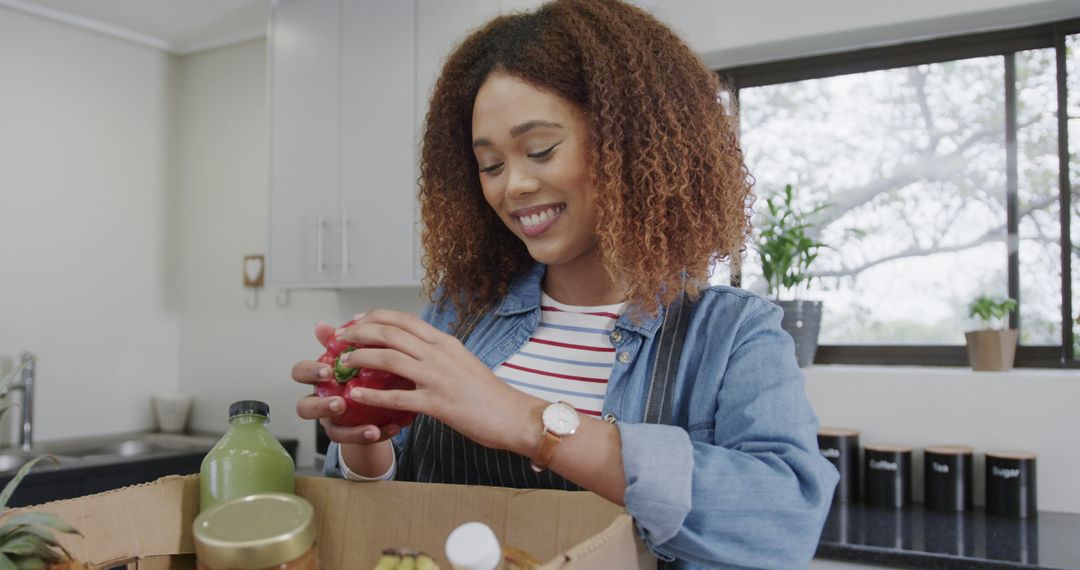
[419,0,752,320]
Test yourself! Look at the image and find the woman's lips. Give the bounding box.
[515,204,566,238]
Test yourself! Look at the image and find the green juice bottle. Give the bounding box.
[199,400,295,512]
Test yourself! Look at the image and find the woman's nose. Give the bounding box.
[505,163,541,199]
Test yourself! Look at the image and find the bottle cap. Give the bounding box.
[445,521,501,570]
[194,493,314,568]
[229,400,270,419]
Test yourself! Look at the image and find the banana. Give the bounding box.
[373,547,440,570]
[415,554,440,570]
[373,550,402,570]
[395,552,416,570]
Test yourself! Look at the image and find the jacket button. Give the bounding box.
[603,413,617,424]
[617,351,631,364]
[610,330,622,343]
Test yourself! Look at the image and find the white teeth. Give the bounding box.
[519,206,562,229]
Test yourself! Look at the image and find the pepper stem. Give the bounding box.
[334,347,359,382]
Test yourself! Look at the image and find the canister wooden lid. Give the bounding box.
[864,443,913,453]
[925,445,974,455]
[986,449,1037,460]
[818,427,859,437]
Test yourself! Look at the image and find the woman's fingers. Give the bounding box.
[337,322,433,362]
[315,321,336,348]
[342,310,449,346]
[349,386,423,413]
[337,347,427,385]
[296,394,345,420]
[291,360,333,385]
[319,420,403,445]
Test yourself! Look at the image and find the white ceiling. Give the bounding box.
[0,0,269,54]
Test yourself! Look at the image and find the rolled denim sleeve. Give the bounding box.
[619,300,839,569]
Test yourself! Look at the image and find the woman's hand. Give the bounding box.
[292,321,403,445]
[332,310,542,452]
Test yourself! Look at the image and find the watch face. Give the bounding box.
[543,402,580,436]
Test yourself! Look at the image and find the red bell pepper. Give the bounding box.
[315,320,417,428]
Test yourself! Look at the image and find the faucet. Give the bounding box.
[1,352,34,453]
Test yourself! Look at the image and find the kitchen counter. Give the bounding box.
[1,431,299,507]
[816,502,1080,569]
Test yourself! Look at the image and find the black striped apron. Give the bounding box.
[396,291,693,489]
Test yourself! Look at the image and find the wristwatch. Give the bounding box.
[530,401,580,473]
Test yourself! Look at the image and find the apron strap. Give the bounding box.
[643,291,693,425]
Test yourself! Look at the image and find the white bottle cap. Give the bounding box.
[445,521,502,570]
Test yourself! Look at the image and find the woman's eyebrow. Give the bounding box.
[473,120,564,148]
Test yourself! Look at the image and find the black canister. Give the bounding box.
[864,444,912,508]
[924,445,974,512]
[986,450,1038,518]
[818,427,859,503]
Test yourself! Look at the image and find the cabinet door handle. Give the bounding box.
[341,211,349,275]
[314,214,325,275]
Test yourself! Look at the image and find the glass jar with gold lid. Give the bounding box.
[193,493,317,570]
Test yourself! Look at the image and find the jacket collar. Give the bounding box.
[494,263,666,339]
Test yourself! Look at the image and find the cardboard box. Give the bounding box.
[10,475,656,569]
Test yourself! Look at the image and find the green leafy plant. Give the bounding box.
[755,184,828,299]
[0,456,82,569]
[968,295,1017,330]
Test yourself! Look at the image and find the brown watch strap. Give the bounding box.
[530,430,562,473]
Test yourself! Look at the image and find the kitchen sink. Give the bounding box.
[58,439,179,458]
[0,452,34,471]
[0,451,74,473]
[35,433,219,461]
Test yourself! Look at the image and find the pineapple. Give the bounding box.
[0,360,85,569]
[0,456,84,569]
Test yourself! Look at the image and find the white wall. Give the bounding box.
[0,6,179,442]
[806,366,1080,514]
[172,40,425,468]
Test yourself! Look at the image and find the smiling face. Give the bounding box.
[471,72,600,269]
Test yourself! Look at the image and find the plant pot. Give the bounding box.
[964,329,1019,371]
[775,300,823,368]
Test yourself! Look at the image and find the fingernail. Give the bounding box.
[328,398,343,413]
[353,312,366,321]
[349,388,363,401]
[318,367,330,378]
[365,429,378,440]
[338,353,349,365]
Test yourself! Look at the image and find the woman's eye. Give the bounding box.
[528,143,560,159]
[479,162,504,175]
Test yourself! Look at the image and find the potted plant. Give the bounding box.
[965,295,1019,371]
[755,184,828,367]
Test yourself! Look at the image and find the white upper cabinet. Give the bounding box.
[269,0,529,288]
[268,0,340,287]
[339,0,417,287]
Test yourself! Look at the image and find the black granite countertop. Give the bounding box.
[816,502,1080,569]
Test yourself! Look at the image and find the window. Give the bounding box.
[717,20,1079,367]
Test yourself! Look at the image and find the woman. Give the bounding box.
[292,1,838,567]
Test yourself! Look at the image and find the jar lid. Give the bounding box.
[986,449,1037,460]
[194,493,314,569]
[229,400,270,418]
[864,443,912,453]
[445,522,501,570]
[925,445,974,455]
[818,427,859,437]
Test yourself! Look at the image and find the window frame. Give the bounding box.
[718,18,1080,368]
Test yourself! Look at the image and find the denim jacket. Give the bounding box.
[325,263,838,569]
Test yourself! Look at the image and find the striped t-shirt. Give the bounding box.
[493,292,627,417]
